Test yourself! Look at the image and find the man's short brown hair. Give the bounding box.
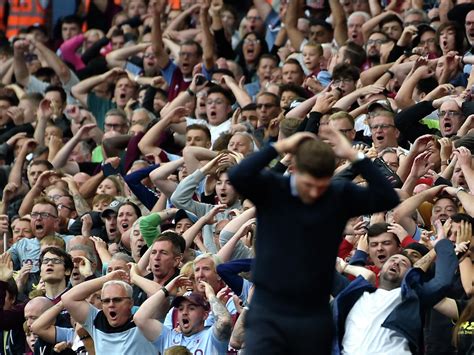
[294,139,335,178]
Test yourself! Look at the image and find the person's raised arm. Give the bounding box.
[285,0,305,51]
[138,106,187,156]
[202,280,232,341]
[218,217,255,262]
[182,204,226,249]
[71,67,125,107]
[453,147,474,193]
[134,275,192,341]
[200,0,215,70]
[129,262,161,297]
[149,158,183,198]
[106,42,149,69]
[221,75,252,108]
[12,40,30,87]
[33,37,71,84]
[335,257,376,285]
[151,0,171,69]
[51,124,97,170]
[8,138,36,187]
[18,170,57,217]
[395,64,435,110]
[182,146,218,174]
[392,184,446,236]
[329,0,348,46]
[62,270,129,324]
[31,301,65,344]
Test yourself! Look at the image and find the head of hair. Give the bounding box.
[279,117,301,138]
[436,21,465,53]
[39,246,74,273]
[207,86,235,105]
[118,201,142,219]
[21,92,43,105]
[193,253,221,272]
[32,197,58,216]
[155,231,185,255]
[256,91,280,106]
[186,124,211,142]
[180,39,203,58]
[110,252,133,264]
[241,102,257,112]
[0,88,19,106]
[279,84,309,100]
[332,63,360,82]
[102,280,133,298]
[257,54,278,68]
[212,68,235,78]
[45,85,67,104]
[342,42,367,68]
[92,194,115,207]
[283,58,304,74]
[303,41,324,56]
[40,235,66,249]
[33,67,56,82]
[367,222,400,245]
[294,139,336,178]
[329,111,355,128]
[416,77,438,95]
[212,132,233,151]
[105,108,128,124]
[164,345,193,355]
[379,14,403,28]
[28,159,54,170]
[62,14,82,27]
[104,175,125,196]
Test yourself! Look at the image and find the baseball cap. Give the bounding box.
[171,292,210,311]
[101,200,122,218]
[174,209,198,224]
[367,99,393,113]
[405,242,430,257]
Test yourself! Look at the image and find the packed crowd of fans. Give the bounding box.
[2,0,474,353]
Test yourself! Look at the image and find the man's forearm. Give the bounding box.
[63,275,108,302]
[35,41,70,83]
[209,294,232,341]
[13,52,29,86]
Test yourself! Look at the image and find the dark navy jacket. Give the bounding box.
[332,239,458,355]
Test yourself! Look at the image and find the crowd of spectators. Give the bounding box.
[2,0,474,353]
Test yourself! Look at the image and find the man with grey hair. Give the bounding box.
[347,11,370,46]
[62,270,156,355]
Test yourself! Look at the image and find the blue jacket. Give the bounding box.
[332,239,458,355]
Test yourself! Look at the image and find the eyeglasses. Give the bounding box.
[31,212,58,219]
[57,204,74,211]
[179,52,197,58]
[101,297,131,305]
[367,39,385,46]
[48,194,63,201]
[206,99,226,105]
[438,110,463,118]
[246,16,261,21]
[42,257,64,265]
[339,128,354,134]
[333,78,354,85]
[244,39,260,45]
[105,123,125,129]
[256,103,277,109]
[143,53,156,59]
[419,38,436,46]
[370,124,396,131]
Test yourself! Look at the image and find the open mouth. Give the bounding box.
[45,267,54,273]
[377,254,387,263]
[443,122,452,131]
[121,223,129,230]
[442,40,448,48]
[109,311,117,319]
[182,318,190,326]
[72,271,80,279]
[376,135,384,141]
[119,93,126,100]
[35,223,44,232]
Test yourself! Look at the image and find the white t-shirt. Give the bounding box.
[342,288,411,355]
[186,117,231,144]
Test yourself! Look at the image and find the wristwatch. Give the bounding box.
[456,187,466,195]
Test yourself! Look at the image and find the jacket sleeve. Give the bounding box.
[416,239,458,307]
[394,101,439,143]
[216,259,252,295]
[123,164,160,210]
[170,170,213,217]
[342,158,400,217]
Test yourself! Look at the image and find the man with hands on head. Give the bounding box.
[134,275,232,354]
[227,127,400,354]
[61,269,156,355]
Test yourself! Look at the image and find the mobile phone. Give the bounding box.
[124,61,143,76]
[195,74,206,86]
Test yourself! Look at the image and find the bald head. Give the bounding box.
[25,297,53,328]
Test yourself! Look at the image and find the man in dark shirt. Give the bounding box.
[228,127,400,354]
